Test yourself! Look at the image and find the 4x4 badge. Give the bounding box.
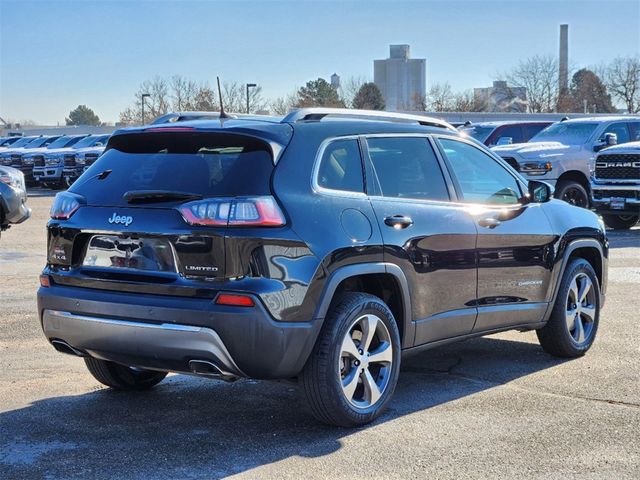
[108,212,133,227]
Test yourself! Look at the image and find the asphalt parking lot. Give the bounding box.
[0,190,638,480]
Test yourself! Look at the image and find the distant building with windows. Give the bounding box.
[374,45,426,111]
[474,81,528,113]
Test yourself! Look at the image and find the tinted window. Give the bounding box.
[522,124,550,141]
[491,125,523,145]
[438,138,521,205]
[628,122,640,141]
[367,137,449,201]
[72,132,274,206]
[604,123,630,144]
[317,139,364,193]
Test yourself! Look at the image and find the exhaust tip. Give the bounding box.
[188,360,237,382]
[51,339,85,357]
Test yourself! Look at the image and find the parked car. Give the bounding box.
[0,166,30,238]
[25,135,88,188]
[0,136,24,149]
[151,111,222,124]
[62,135,111,187]
[459,121,552,147]
[492,116,640,208]
[1,135,62,183]
[32,134,108,188]
[38,108,608,427]
[0,136,40,165]
[590,140,640,229]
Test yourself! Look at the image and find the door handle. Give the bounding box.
[478,217,501,229]
[384,215,413,229]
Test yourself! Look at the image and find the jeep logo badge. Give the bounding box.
[108,212,134,227]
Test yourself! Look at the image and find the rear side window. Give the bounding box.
[72,132,274,206]
[316,139,364,193]
[492,125,523,146]
[366,137,449,201]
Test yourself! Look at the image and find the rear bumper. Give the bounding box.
[37,284,322,379]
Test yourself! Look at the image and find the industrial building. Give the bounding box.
[374,45,426,111]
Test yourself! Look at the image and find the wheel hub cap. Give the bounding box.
[565,273,596,344]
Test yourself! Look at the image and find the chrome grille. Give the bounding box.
[34,155,45,167]
[63,155,77,167]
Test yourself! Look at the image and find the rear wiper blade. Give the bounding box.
[123,190,203,204]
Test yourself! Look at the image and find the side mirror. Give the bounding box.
[594,132,617,152]
[528,180,553,203]
[496,136,513,146]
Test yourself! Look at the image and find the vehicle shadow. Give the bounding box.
[0,336,567,479]
[26,188,58,198]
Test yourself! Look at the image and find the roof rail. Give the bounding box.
[281,108,456,131]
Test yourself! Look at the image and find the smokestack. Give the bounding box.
[559,24,569,93]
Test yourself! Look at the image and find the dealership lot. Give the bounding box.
[0,191,638,479]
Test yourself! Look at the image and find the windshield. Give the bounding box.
[459,126,495,143]
[46,136,82,149]
[71,132,274,207]
[5,136,38,148]
[530,122,598,145]
[72,135,109,149]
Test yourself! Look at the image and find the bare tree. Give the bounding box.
[604,56,640,113]
[192,84,218,111]
[170,75,198,111]
[452,89,487,112]
[340,76,367,108]
[427,82,454,111]
[119,76,171,125]
[504,55,559,113]
[222,81,266,113]
[270,92,298,115]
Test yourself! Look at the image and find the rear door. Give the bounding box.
[435,136,556,331]
[364,135,478,346]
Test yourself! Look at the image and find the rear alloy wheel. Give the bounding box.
[602,213,639,230]
[555,180,589,208]
[84,357,167,390]
[537,258,600,357]
[301,292,401,427]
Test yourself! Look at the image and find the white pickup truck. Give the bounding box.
[492,116,640,208]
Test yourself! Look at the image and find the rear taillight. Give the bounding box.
[50,192,82,220]
[179,196,285,227]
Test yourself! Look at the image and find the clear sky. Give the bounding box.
[1,0,639,125]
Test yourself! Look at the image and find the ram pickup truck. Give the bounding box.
[590,141,640,229]
[62,135,110,187]
[493,116,640,208]
[26,135,88,188]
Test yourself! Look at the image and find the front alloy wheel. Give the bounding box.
[537,258,600,357]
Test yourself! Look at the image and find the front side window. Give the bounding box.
[366,137,449,201]
[492,125,523,146]
[317,139,364,193]
[603,123,630,144]
[438,138,522,205]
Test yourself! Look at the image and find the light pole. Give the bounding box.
[246,83,257,114]
[141,93,151,124]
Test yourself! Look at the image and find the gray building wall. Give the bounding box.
[374,45,426,111]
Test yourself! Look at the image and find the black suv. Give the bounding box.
[38,109,608,427]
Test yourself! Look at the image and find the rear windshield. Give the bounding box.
[73,135,109,149]
[71,132,274,205]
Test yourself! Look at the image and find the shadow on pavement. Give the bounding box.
[0,336,567,479]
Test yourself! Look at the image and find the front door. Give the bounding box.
[364,135,478,346]
[435,137,556,332]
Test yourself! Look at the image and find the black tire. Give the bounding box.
[84,357,167,390]
[537,258,600,358]
[301,292,401,427]
[602,213,639,230]
[555,180,589,208]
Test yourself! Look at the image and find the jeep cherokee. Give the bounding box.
[38,108,608,427]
